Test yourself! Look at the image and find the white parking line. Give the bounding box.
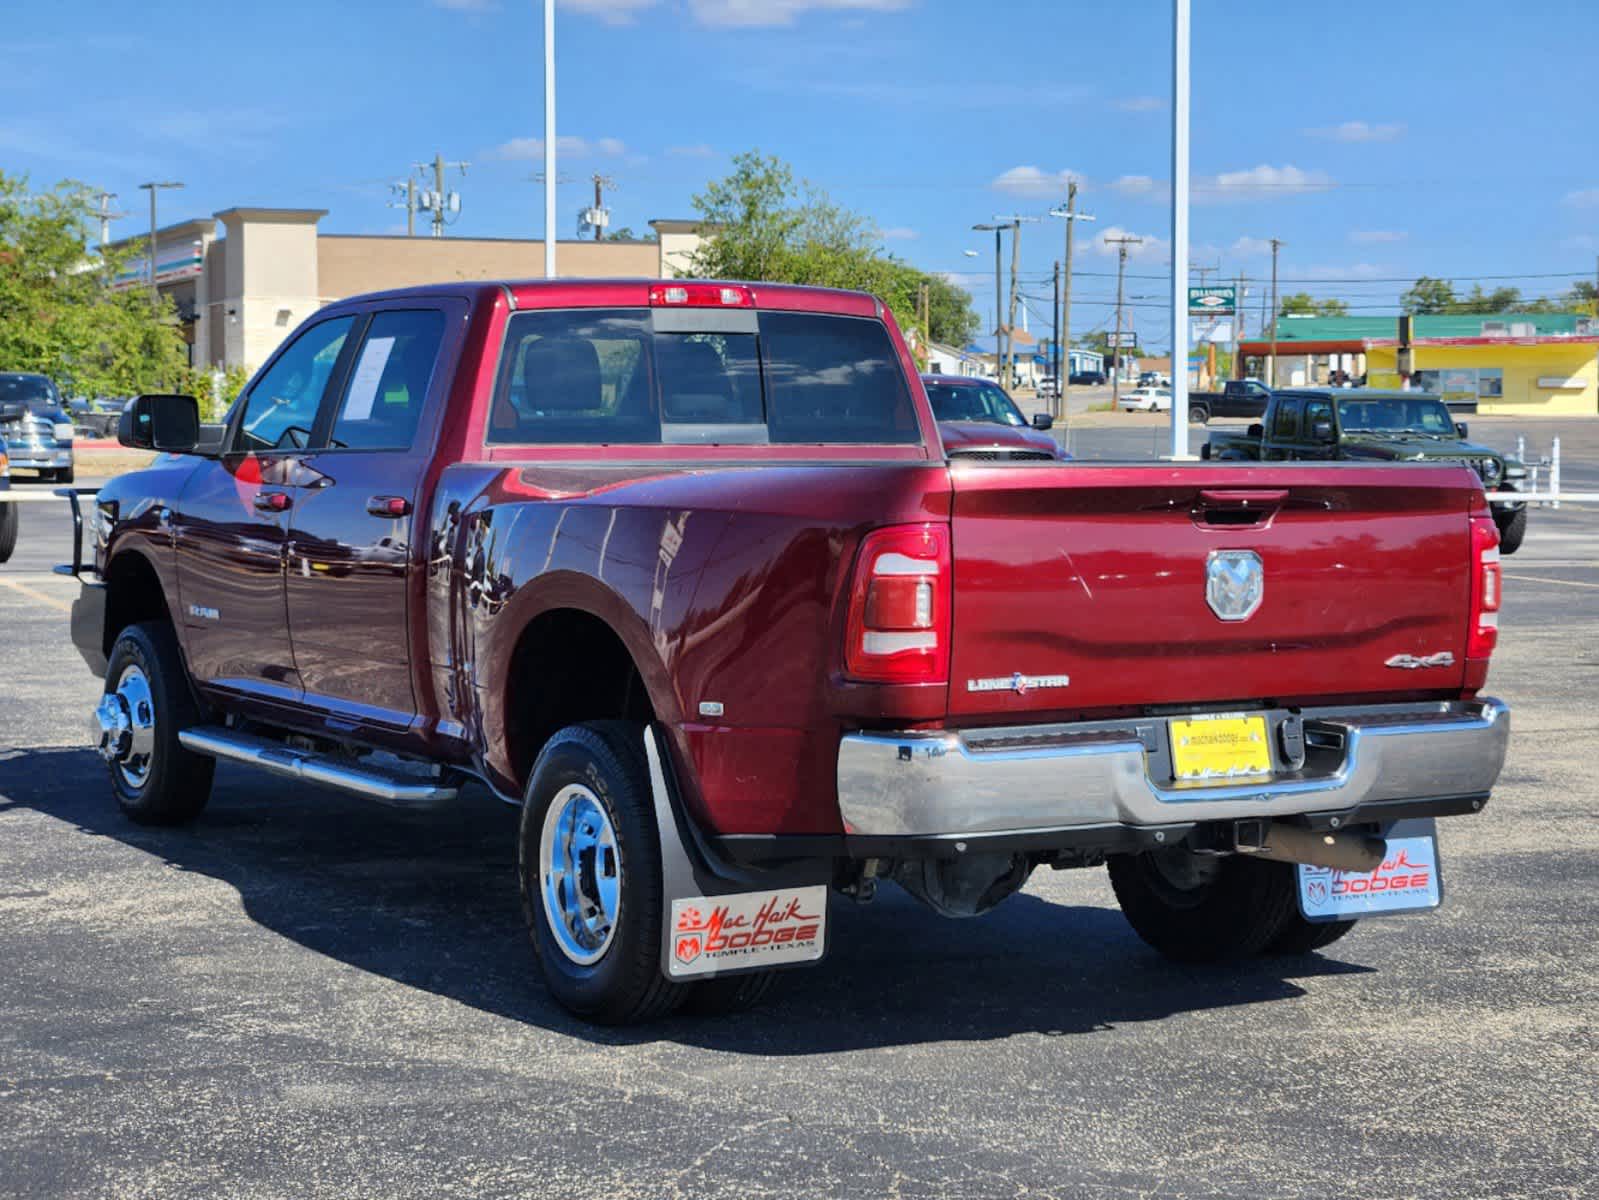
[1503,573,1599,591]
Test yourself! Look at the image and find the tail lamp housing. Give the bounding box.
[844,524,951,684]
[1468,514,1501,659]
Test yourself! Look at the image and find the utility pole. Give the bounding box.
[1269,237,1283,387]
[94,191,125,247]
[972,223,1006,382]
[1052,261,1062,409]
[583,173,617,240]
[1049,182,1095,415]
[415,155,469,238]
[992,216,1038,388]
[1170,0,1193,453]
[1231,272,1245,381]
[137,181,183,311]
[1106,235,1143,411]
[389,177,419,236]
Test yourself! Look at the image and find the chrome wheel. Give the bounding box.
[94,663,156,788]
[539,783,622,965]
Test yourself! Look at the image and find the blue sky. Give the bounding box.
[5,0,1597,350]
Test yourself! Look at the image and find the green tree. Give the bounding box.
[0,171,190,396]
[684,151,977,350]
[603,227,658,242]
[1278,291,1349,317]
[1400,276,1457,315]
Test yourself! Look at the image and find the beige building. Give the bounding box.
[111,209,705,372]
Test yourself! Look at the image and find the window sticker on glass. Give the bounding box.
[344,337,396,422]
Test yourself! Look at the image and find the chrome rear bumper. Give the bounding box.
[836,699,1509,839]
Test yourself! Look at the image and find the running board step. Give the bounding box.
[178,726,458,808]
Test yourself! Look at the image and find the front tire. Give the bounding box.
[1494,505,1527,555]
[101,622,214,825]
[518,721,688,1024]
[0,501,17,563]
[1107,849,1298,962]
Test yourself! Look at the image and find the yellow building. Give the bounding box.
[1241,313,1599,415]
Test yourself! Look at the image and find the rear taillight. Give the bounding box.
[648,283,753,308]
[844,524,950,684]
[1468,515,1501,659]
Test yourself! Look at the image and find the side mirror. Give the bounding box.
[1247,422,1264,439]
[1455,421,1468,438]
[1311,419,1335,442]
[119,394,200,453]
[1031,412,1054,431]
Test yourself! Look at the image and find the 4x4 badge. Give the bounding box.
[1385,651,1456,669]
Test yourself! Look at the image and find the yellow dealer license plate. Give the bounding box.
[1169,714,1272,780]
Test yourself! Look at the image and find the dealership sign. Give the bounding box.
[1188,286,1237,316]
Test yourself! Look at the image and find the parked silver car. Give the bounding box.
[0,373,75,483]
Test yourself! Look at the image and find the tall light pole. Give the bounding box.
[1049,183,1095,415]
[1169,0,1193,454]
[543,0,557,278]
[973,223,1006,382]
[138,181,183,311]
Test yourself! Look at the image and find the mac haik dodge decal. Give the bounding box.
[668,886,827,977]
[1297,837,1441,920]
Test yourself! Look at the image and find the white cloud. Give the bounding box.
[667,143,717,158]
[561,0,656,22]
[1196,164,1334,201]
[1229,236,1275,257]
[879,226,918,241]
[991,165,1085,199]
[1349,229,1407,244]
[1110,174,1162,200]
[1563,188,1599,208]
[1112,96,1163,113]
[1307,120,1405,143]
[494,134,627,159]
[1092,225,1168,262]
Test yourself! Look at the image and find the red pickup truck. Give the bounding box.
[66,279,1510,1024]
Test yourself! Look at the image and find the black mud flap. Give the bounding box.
[644,727,831,983]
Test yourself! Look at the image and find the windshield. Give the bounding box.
[923,381,1024,427]
[0,374,61,410]
[1337,396,1455,435]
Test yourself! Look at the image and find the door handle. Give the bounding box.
[254,491,291,512]
[367,496,412,517]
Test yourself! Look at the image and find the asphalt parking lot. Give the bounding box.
[1,431,1596,1200]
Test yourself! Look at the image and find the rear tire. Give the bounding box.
[102,622,214,825]
[1494,505,1527,556]
[684,970,780,1016]
[1189,404,1210,425]
[1266,914,1358,955]
[0,500,17,563]
[1108,849,1298,962]
[518,721,688,1025]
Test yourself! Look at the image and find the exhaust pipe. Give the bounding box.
[1235,820,1385,873]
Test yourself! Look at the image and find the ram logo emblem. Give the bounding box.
[1205,550,1264,622]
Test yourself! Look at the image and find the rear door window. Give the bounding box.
[488,308,919,446]
[325,310,446,451]
[1272,398,1301,440]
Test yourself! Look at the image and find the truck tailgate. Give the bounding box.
[947,463,1476,717]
